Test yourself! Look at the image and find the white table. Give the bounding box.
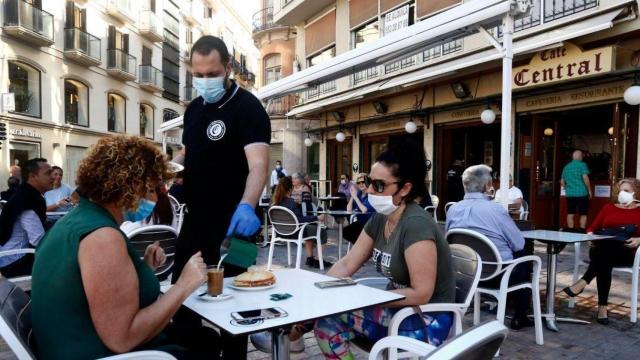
[162,269,403,360]
[521,230,613,331]
[314,210,353,259]
[46,211,69,217]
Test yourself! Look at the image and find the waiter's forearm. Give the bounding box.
[241,165,268,207]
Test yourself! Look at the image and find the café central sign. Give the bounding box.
[512,43,614,89]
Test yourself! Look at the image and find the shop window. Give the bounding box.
[140,103,154,139]
[352,20,379,49]
[263,54,281,86]
[163,108,179,122]
[307,46,335,67]
[9,141,41,171]
[8,61,41,117]
[107,93,126,133]
[64,79,89,126]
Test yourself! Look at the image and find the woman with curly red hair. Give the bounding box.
[31,136,218,359]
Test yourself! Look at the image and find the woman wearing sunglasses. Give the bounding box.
[314,140,456,359]
[343,173,376,244]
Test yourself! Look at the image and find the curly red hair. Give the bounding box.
[76,136,171,210]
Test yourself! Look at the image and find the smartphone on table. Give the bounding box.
[231,307,288,322]
[314,278,357,289]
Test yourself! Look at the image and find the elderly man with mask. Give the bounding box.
[445,164,533,330]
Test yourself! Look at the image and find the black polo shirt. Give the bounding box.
[182,81,271,213]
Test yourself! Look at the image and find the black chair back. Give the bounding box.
[447,229,501,280]
[128,226,177,281]
[0,278,34,356]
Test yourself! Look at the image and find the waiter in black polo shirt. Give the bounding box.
[172,36,270,360]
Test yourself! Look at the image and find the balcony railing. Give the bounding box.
[106,0,136,23]
[164,12,180,36]
[139,65,164,91]
[64,28,101,65]
[3,0,54,46]
[139,10,163,42]
[353,66,379,85]
[306,80,336,100]
[184,86,197,102]
[107,49,137,80]
[267,95,296,116]
[252,7,285,33]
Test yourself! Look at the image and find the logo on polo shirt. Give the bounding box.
[207,120,226,141]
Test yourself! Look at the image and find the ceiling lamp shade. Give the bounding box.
[336,131,346,142]
[624,85,640,106]
[304,137,313,147]
[480,108,496,124]
[405,120,418,134]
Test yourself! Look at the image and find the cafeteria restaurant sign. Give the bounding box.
[512,43,614,89]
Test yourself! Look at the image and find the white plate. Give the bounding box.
[197,292,234,302]
[227,283,276,291]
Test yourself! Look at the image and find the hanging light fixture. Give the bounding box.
[544,128,554,136]
[624,73,640,106]
[480,103,496,124]
[405,120,417,134]
[304,135,313,147]
[335,131,346,142]
[608,127,614,136]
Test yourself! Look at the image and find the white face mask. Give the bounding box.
[368,194,399,215]
[618,190,635,205]
[340,179,347,185]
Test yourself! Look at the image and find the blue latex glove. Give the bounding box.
[226,202,261,237]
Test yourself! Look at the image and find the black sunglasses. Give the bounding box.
[366,176,402,193]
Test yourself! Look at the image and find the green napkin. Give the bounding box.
[222,236,258,269]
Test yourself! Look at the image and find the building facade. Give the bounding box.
[0,0,257,188]
[263,0,640,230]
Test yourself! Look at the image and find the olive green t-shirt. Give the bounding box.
[364,202,455,303]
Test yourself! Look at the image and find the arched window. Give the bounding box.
[140,103,154,139]
[64,79,89,126]
[163,109,179,122]
[263,54,281,85]
[8,61,41,117]
[107,93,126,133]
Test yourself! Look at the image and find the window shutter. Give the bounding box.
[65,1,74,28]
[80,8,87,30]
[122,34,130,53]
[108,25,116,49]
[305,10,336,56]
[416,0,460,19]
[349,0,378,28]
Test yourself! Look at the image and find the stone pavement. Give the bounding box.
[2,227,639,359]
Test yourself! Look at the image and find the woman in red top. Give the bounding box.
[563,178,640,324]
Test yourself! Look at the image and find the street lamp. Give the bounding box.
[624,84,640,105]
[304,136,313,147]
[481,106,496,124]
[405,120,417,134]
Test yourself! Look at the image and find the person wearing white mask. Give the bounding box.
[313,141,455,358]
[563,178,640,324]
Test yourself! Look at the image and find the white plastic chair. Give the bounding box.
[570,241,640,322]
[424,206,437,222]
[519,199,530,221]
[431,195,439,210]
[0,278,177,360]
[0,249,36,292]
[369,320,508,360]
[125,225,178,282]
[444,202,456,217]
[388,244,482,339]
[267,206,325,270]
[447,228,543,348]
[167,194,185,232]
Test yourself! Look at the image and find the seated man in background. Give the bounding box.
[0,176,20,201]
[495,174,524,215]
[445,164,533,330]
[0,158,53,277]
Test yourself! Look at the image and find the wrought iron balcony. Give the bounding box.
[252,7,288,33]
[106,0,136,23]
[266,95,296,116]
[64,28,102,66]
[139,65,164,92]
[139,10,163,43]
[3,0,54,47]
[106,49,137,81]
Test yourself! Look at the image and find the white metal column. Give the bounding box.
[499,13,514,208]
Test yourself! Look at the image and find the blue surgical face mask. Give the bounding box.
[193,76,226,104]
[124,198,156,222]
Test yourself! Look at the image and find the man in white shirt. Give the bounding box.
[0,158,53,277]
[270,160,288,191]
[495,175,524,213]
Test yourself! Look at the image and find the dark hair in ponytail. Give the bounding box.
[375,139,428,204]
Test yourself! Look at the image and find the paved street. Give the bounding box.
[2,227,639,359]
